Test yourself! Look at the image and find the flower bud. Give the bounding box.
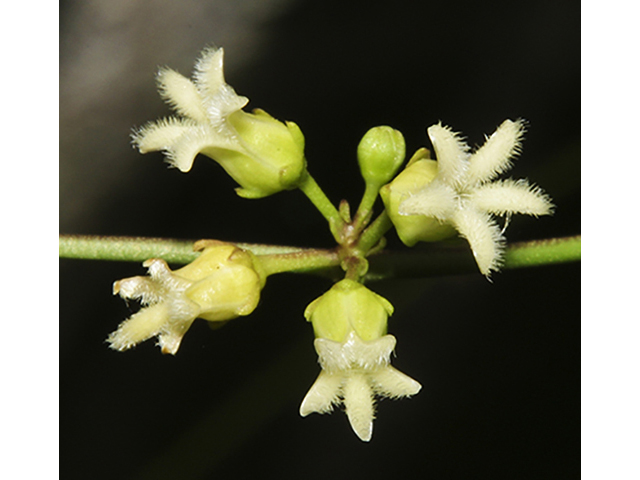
[380,151,457,246]
[357,126,406,188]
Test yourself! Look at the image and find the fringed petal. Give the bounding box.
[399,180,457,221]
[163,125,218,172]
[451,206,505,276]
[132,117,196,153]
[157,67,208,122]
[193,47,250,122]
[299,371,343,416]
[347,333,395,371]
[314,338,350,372]
[343,374,375,442]
[466,119,525,186]
[107,303,170,351]
[113,275,164,305]
[157,314,198,355]
[372,366,422,399]
[427,123,470,185]
[194,47,226,97]
[470,178,554,216]
[205,86,249,129]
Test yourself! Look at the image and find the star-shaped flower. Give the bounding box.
[300,331,421,442]
[108,243,263,354]
[132,47,306,198]
[397,119,554,276]
[300,279,421,441]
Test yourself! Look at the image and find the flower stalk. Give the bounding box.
[356,210,394,254]
[297,171,345,242]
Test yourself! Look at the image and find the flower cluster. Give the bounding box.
[107,46,558,442]
[382,120,554,276]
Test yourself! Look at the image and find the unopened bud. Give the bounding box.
[357,126,406,188]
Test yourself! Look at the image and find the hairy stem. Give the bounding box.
[59,235,199,264]
[59,234,581,279]
[503,235,581,268]
[258,249,341,277]
[60,235,308,264]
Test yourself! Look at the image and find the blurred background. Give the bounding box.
[60,1,580,478]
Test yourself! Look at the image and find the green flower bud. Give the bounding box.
[380,150,457,246]
[304,279,394,342]
[357,126,406,188]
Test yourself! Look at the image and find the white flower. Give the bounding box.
[399,119,554,276]
[300,279,421,441]
[108,244,263,355]
[133,47,306,198]
[300,331,421,442]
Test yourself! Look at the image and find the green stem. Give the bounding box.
[59,234,581,278]
[59,235,199,264]
[258,249,340,277]
[357,210,393,253]
[297,172,344,241]
[503,235,581,268]
[352,181,380,231]
[365,235,581,280]
[60,235,308,264]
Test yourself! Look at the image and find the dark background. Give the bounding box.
[60,1,580,478]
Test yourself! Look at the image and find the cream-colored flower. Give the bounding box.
[133,47,306,199]
[397,120,554,276]
[300,331,421,442]
[108,243,264,355]
[300,279,421,441]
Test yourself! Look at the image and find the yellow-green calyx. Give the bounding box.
[357,126,406,188]
[380,148,457,246]
[178,242,265,320]
[304,279,393,342]
[132,47,307,199]
[217,109,306,198]
[108,242,264,354]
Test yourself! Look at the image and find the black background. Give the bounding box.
[60,1,580,479]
